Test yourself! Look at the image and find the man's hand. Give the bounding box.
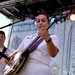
[4,52,17,66]
[4,59,12,66]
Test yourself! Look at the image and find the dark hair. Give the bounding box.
[37,10,49,22]
[0,31,5,37]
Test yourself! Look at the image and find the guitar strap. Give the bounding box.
[22,37,44,56]
[0,47,7,59]
[27,37,44,54]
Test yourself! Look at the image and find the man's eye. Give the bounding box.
[42,20,45,22]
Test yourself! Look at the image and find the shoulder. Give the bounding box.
[50,34,59,49]
[6,48,13,53]
[24,33,38,40]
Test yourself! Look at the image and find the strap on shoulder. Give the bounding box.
[0,47,7,59]
[2,47,7,53]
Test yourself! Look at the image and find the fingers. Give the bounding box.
[8,52,17,60]
[9,56,14,60]
[5,59,12,66]
[4,52,17,66]
[39,28,48,36]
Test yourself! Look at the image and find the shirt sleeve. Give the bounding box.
[5,48,13,55]
[51,35,59,49]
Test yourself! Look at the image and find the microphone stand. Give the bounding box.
[0,18,26,29]
[0,11,71,29]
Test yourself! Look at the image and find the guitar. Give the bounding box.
[4,36,44,75]
[4,51,29,75]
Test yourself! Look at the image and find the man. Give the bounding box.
[0,31,12,75]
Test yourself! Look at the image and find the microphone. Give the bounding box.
[0,52,10,61]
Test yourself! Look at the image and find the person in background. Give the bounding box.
[0,31,12,75]
[5,12,59,75]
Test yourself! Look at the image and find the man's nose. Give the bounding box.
[39,21,42,23]
[39,22,43,25]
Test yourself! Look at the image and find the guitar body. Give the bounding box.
[4,51,29,75]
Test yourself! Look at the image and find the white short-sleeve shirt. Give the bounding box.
[0,48,12,74]
[16,33,59,65]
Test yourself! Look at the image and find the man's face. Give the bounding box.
[36,14,49,31]
[0,34,5,45]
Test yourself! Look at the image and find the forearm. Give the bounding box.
[46,38,59,57]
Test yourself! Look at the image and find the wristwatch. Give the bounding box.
[46,38,52,43]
